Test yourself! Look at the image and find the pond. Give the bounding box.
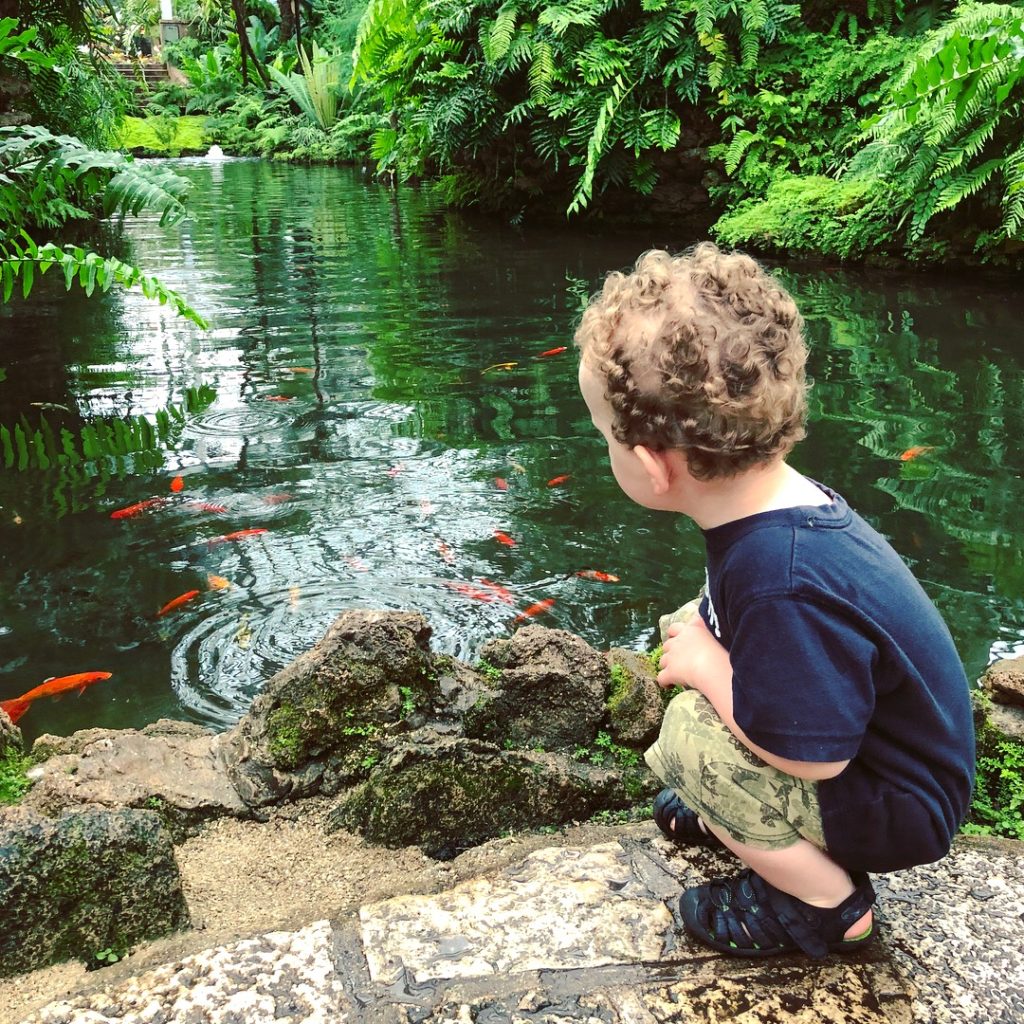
[2,160,1023,745]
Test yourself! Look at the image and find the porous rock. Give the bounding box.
[20,720,248,840]
[981,657,1024,708]
[0,806,189,977]
[605,648,663,748]
[465,626,607,750]
[221,609,437,807]
[329,728,628,859]
[0,706,22,759]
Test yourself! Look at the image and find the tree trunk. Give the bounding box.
[231,0,272,89]
[277,0,295,43]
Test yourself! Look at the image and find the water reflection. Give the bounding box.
[1,162,1022,741]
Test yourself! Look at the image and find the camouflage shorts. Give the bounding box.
[644,689,826,851]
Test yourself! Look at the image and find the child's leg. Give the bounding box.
[645,689,872,944]
[699,823,872,940]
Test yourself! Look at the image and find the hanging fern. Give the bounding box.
[851,3,1024,243]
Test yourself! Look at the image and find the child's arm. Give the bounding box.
[657,618,850,782]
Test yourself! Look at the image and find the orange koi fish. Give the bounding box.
[170,476,184,493]
[495,478,508,491]
[575,570,620,583]
[189,501,228,514]
[207,575,232,591]
[263,395,292,402]
[899,445,935,462]
[1,671,114,722]
[157,589,201,617]
[262,493,293,505]
[110,498,166,519]
[494,530,516,547]
[436,540,456,564]
[208,528,269,545]
[445,581,496,602]
[479,578,515,604]
[547,474,571,487]
[514,598,555,623]
[482,362,519,374]
[288,367,314,374]
[538,346,567,357]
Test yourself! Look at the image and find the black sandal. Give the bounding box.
[653,788,725,851]
[680,867,877,959]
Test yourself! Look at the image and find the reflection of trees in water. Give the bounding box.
[781,270,1024,652]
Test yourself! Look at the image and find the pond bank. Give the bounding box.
[3,816,1021,1024]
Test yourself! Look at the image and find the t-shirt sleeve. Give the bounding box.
[729,597,876,762]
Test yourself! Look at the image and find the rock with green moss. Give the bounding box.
[0,806,188,977]
[0,707,23,762]
[605,650,664,748]
[329,728,628,858]
[222,610,438,807]
[464,626,608,751]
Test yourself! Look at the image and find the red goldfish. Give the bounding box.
[494,530,516,547]
[436,540,456,563]
[189,501,228,514]
[157,590,201,617]
[445,581,495,602]
[2,671,113,723]
[899,445,935,462]
[262,493,293,505]
[547,474,571,487]
[495,478,508,491]
[479,578,515,604]
[538,346,567,357]
[576,570,620,583]
[263,395,292,402]
[170,476,184,493]
[208,528,269,545]
[345,556,370,572]
[387,464,405,478]
[514,598,555,623]
[110,498,166,519]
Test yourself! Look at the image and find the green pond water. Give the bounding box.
[1,160,1022,746]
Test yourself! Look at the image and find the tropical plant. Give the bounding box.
[268,41,344,129]
[0,125,205,325]
[847,2,1024,246]
[350,0,797,214]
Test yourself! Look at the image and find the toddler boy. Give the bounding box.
[575,244,975,958]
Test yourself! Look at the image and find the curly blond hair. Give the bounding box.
[574,243,808,480]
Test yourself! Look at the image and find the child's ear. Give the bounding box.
[633,445,675,495]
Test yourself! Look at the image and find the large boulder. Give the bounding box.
[221,610,438,807]
[0,807,189,977]
[20,720,248,841]
[329,729,629,859]
[464,626,608,751]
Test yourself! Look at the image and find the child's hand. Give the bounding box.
[656,617,722,693]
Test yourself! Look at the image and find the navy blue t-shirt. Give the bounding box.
[699,481,975,873]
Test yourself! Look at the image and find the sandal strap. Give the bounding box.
[757,870,877,958]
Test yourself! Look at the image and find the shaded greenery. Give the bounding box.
[0,747,32,805]
[119,114,209,155]
[965,707,1024,841]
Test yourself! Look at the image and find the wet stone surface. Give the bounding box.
[15,830,1024,1024]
